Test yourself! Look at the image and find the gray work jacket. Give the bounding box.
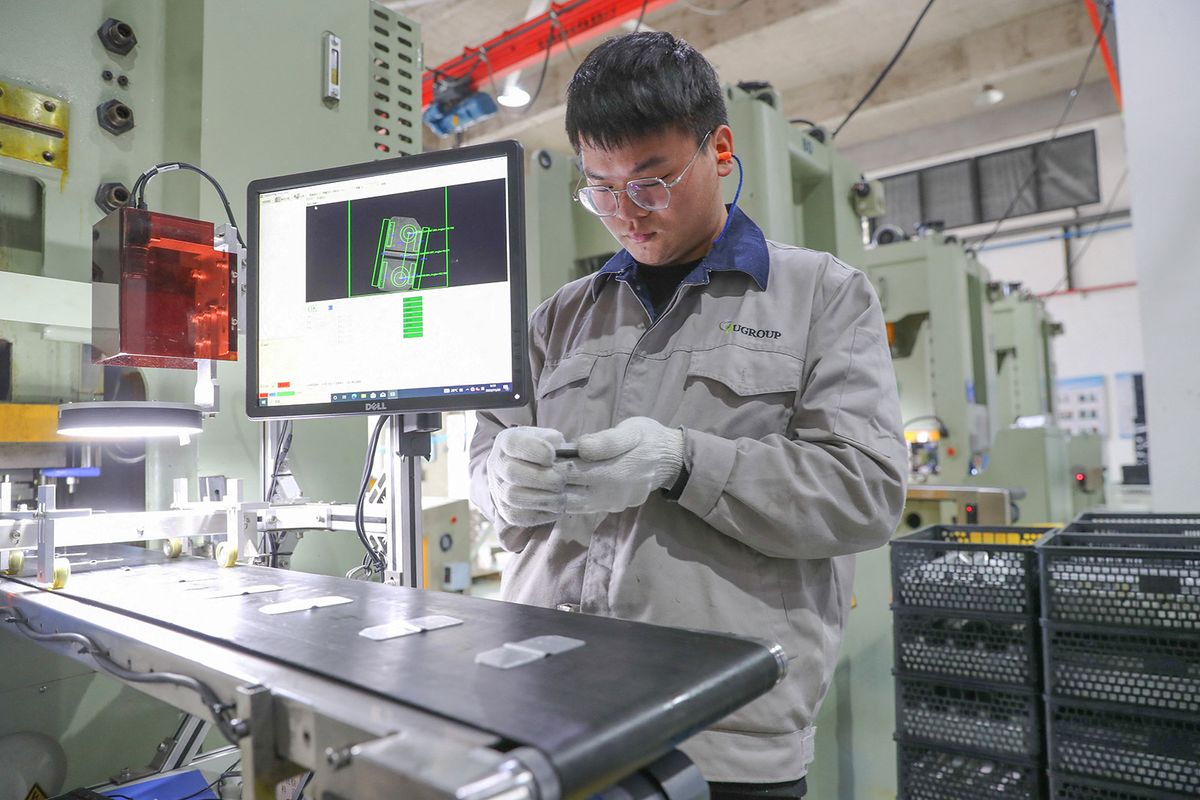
[469,210,906,782]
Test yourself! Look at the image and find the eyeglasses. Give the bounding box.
[575,131,711,217]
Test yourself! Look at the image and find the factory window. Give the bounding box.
[919,159,977,230]
[873,130,1100,237]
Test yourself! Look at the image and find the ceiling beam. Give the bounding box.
[421,0,1095,158]
[780,1,1096,143]
[420,0,678,107]
[426,0,840,152]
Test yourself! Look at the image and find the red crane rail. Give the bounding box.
[422,0,677,108]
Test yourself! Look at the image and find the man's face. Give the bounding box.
[578,126,732,266]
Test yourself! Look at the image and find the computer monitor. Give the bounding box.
[245,140,529,420]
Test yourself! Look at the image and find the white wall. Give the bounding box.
[850,106,1141,482]
[1117,2,1200,512]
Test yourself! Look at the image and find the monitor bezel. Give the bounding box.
[245,140,530,421]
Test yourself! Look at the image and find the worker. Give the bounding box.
[469,31,905,797]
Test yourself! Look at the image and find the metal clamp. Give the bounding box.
[237,684,304,799]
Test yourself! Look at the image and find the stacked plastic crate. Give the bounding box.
[1040,513,1200,799]
[890,525,1049,800]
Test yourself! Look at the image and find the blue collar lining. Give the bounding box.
[588,205,769,300]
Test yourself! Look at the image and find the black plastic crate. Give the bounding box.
[897,740,1045,800]
[1065,521,1200,536]
[891,526,1046,616]
[1050,770,1195,799]
[894,609,1040,687]
[895,675,1042,759]
[1044,622,1200,713]
[1073,512,1200,531]
[1048,699,1200,796]
[1039,532,1200,631]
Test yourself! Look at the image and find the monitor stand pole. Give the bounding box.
[384,412,441,588]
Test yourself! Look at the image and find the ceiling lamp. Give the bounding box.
[496,73,531,108]
[497,85,531,108]
[57,401,204,439]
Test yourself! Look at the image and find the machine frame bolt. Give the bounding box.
[325,746,353,769]
[95,181,131,214]
[97,18,137,56]
[96,99,135,135]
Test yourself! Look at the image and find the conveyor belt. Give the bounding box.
[2,546,782,793]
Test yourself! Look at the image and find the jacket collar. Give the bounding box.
[588,205,769,300]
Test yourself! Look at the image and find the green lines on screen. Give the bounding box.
[372,217,411,289]
[369,186,455,294]
[403,296,423,339]
[410,185,452,291]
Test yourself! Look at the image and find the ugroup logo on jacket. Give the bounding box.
[719,320,782,339]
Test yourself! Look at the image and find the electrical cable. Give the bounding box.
[265,421,293,505]
[713,154,745,245]
[130,162,245,249]
[679,0,750,16]
[788,117,818,128]
[5,611,246,743]
[171,759,241,800]
[1062,166,1127,273]
[263,420,293,568]
[476,49,511,117]
[1040,165,1128,296]
[550,13,578,62]
[345,563,374,580]
[970,0,1112,253]
[432,4,580,122]
[903,415,950,437]
[354,416,390,574]
[832,0,936,139]
[633,0,649,32]
[172,776,221,800]
[103,443,147,465]
[424,0,602,103]
[520,29,557,115]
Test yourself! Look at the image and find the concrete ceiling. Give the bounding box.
[386,0,1115,159]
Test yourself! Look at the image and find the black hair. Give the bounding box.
[565,31,727,153]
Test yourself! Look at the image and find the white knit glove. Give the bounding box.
[565,417,684,514]
[486,426,572,527]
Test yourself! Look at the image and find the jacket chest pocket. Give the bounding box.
[535,353,600,439]
[674,347,801,440]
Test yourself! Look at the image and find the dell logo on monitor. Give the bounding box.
[365,402,387,411]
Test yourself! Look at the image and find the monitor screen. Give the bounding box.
[245,140,529,420]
